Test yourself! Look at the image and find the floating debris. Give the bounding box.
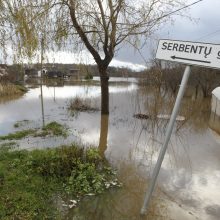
[69,199,78,208]
[157,114,185,121]
[105,183,110,189]
[85,193,95,196]
[134,113,185,121]
[133,113,149,120]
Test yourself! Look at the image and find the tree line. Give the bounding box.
[142,64,220,97]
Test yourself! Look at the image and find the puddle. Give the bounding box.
[0,78,219,219]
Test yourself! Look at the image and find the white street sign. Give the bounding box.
[156,39,220,69]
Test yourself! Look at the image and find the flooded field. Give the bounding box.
[0,78,220,220]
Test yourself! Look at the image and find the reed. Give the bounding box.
[0,83,27,96]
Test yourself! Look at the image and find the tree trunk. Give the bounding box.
[99,67,109,115]
[98,114,109,158]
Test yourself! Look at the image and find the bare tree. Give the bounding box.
[1,0,189,114]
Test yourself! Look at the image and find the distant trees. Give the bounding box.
[145,64,220,97]
[190,67,220,97]
[1,0,190,114]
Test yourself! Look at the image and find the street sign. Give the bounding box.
[141,38,220,215]
[156,39,220,69]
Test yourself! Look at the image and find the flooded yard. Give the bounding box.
[0,78,220,220]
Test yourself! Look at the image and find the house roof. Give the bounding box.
[212,87,220,100]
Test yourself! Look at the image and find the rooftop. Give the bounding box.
[212,87,220,100]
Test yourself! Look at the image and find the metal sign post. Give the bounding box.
[40,37,45,128]
[140,39,220,215]
[141,65,191,214]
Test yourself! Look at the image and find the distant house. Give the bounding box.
[0,64,9,78]
[25,68,48,78]
[37,68,47,77]
[66,69,80,79]
[25,68,38,78]
[47,70,64,78]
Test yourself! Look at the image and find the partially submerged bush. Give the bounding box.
[14,120,30,128]
[68,96,99,112]
[84,73,93,80]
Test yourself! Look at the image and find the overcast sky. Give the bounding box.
[115,0,220,69]
[2,0,220,71]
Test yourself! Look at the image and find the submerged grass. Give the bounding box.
[42,121,67,137]
[0,121,68,141]
[0,142,18,148]
[0,129,36,140]
[0,144,118,219]
[14,120,30,128]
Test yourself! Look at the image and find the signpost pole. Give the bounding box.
[40,37,45,128]
[140,65,191,215]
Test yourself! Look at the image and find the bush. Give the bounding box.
[68,97,99,112]
[0,145,119,219]
[84,73,93,80]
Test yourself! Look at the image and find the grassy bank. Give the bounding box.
[0,144,119,219]
[0,83,27,96]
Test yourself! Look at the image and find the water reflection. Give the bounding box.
[66,164,167,220]
[0,80,219,219]
[26,84,137,100]
[0,94,24,104]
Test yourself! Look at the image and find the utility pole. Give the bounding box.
[54,86,56,102]
[40,37,45,128]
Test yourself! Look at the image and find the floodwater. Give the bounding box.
[0,78,220,220]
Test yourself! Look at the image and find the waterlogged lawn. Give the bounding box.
[42,121,67,137]
[0,121,68,140]
[0,129,36,140]
[0,144,119,219]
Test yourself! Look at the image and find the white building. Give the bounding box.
[209,87,220,135]
[212,87,220,116]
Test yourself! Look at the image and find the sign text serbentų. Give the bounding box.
[156,39,220,69]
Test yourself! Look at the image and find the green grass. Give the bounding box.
[0,129,36,140]
[0,144,118,219]
[0,142,18,148]
[42,121,67,137]
[0,121,68,141]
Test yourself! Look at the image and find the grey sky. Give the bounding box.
[2,0,220,71]
[115,0,220,66]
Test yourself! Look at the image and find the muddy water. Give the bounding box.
[0,79,220,220]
